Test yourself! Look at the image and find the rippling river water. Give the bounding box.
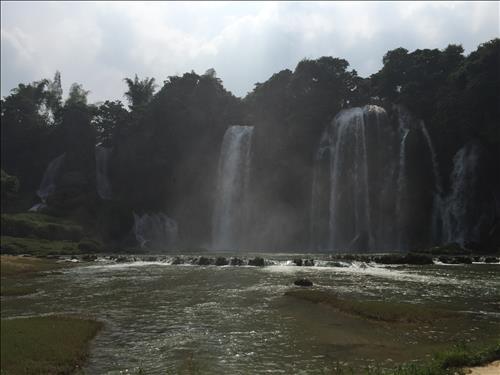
[2,254,499,374]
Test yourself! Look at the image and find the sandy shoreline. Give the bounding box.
[466,360,500,375]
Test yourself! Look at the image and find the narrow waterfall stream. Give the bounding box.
[212,126,254,250]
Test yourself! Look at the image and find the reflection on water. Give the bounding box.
[2,254,499,374]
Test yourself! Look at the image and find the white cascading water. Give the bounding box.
[212,125,254,251]
[36,153,66,203]
[420,121,444,243]
[395,125,410,249]
[441,143,480,245]
[327,106,386,252]
[133,212,178,249]
[311,104,443,252]
[95,145,113,200]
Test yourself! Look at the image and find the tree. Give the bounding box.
[92,100,129,144]
[123,75,157,109]
[46,71,63,113]
[1,80,52,190]
[66,83,90,106]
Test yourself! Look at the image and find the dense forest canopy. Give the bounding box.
[1,39,499,251]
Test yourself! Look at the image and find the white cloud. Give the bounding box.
[1,1,498,102]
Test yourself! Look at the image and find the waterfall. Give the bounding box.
[327,106,393,252]
[420,122,444,243]
[95,145,113,200]
[133,212,178,250]
[396,127,410,248]
[36,153,66,202]
[311,104,444,252]
[212,125,254,251]
[441,143,480,245]
[420,122,443,195]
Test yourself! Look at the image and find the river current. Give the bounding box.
[2,254,499,374]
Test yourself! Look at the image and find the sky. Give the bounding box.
[1,1,499,103]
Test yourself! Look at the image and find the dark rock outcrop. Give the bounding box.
[230,257,244,266]
[248,257,265,267]
[294,278,313,287]
[215,257,228,266]
[293,258,302,266]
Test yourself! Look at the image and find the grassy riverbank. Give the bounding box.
[341,341,500,375]
[1,255,69,296]
[1,316,103,375]
[1,255,103,374]
[0,212,103,256]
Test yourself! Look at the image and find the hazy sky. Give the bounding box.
[1,1,499,102]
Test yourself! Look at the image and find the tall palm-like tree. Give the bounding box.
[123,75,157,109]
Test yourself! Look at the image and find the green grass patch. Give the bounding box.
[0,236,80,256]
[285,289,457,323]
[1,213,84,241]
[435,341,500,369]
[329,341,500,374]
[1,315,103,375]
[1,255,66,278]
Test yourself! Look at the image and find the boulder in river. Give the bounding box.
[215,257,228,266]
[248,257,265,267]
[294,278,313,287]
[293,258,303,266]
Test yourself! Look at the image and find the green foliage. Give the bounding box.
[0,316,102,375]
[1,169,19,194]
[1,80,54,191]
[66,82,90,106]
[124,74,157,109]
[0,236,80,255]
[92,100,129,144]
[1,213,84,241]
